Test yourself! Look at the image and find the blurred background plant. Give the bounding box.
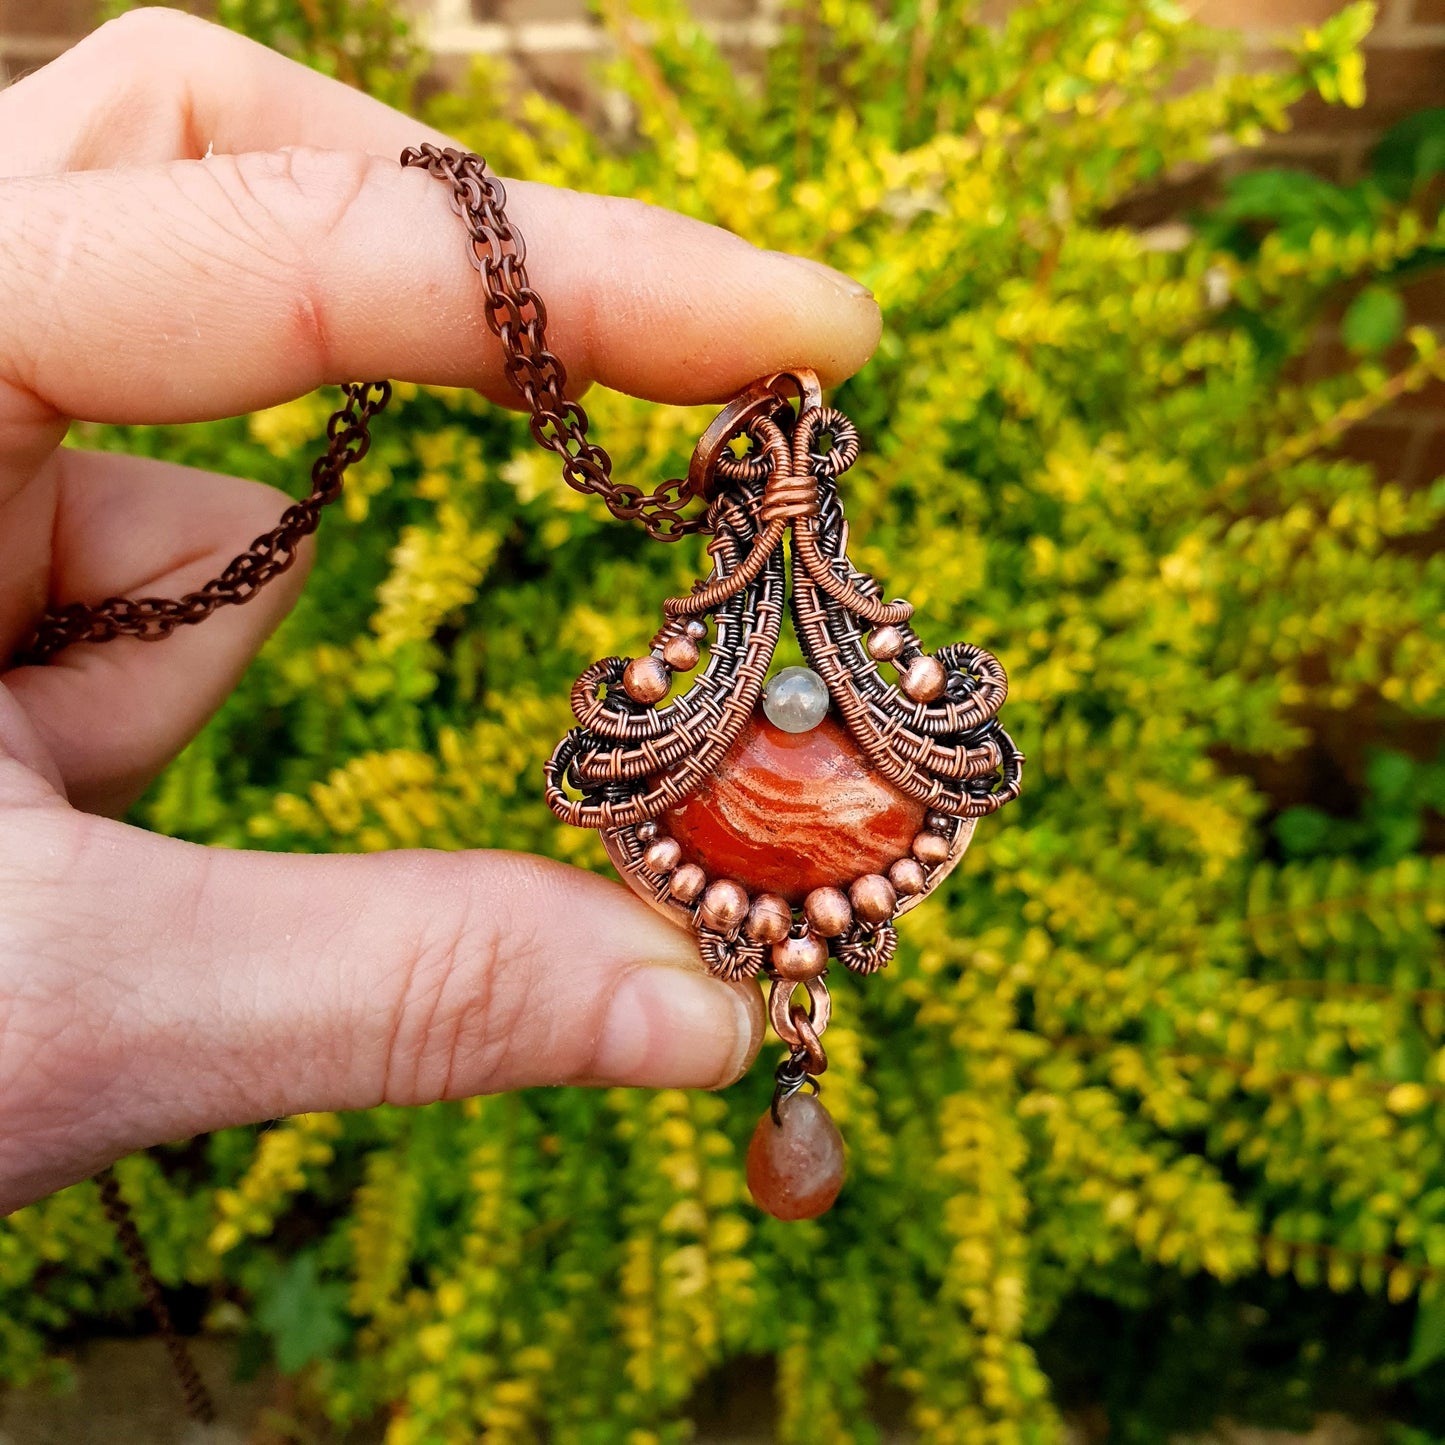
[4,0,1445,1441]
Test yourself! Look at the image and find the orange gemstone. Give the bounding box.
[746,1092,846,1220]
[666,710,924,905]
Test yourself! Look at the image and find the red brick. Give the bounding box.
[1415,426,1445,488]
[1249,142,1355,183]
[509,48,597,117]
[1193,0,1353,28]
[472,0,590,21]
[0,0,97,39]
[976,0,1020,24]
[1390,365,1445,416]
[1333,419,1420,476]
[1399,272,1445,326]
[1288,322,1365,386]
[1302,323,1445,413]
[475,0,757,23]
[1099,165,1224,229]
[415,54,472,109]
[690,0,760,15]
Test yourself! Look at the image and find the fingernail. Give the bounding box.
[592,965,759,1088]
[772,250,875,300]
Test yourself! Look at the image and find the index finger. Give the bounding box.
[0,10,879,425]
[0,148,879,426]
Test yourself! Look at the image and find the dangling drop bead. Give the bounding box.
[746,1089,846,1220]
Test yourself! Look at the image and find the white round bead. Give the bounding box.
[762,666,830,733]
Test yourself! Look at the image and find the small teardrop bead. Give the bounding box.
[746,1091,845,1220]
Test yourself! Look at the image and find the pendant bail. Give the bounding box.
[686,368,824,502]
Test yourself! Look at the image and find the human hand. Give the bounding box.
[0,9,881,1211]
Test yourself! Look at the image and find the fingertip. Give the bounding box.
[740,249,883,393]
[505,180,883,405]
[772,251,875,302]
[585,963,764,1090]
[720,977,767,1087]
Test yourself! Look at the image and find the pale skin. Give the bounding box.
[0,9,882,1213]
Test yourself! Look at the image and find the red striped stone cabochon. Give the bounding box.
[666,710,926,904]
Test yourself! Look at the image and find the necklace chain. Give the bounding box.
[19,146,706,668]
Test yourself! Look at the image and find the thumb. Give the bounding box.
[1,802,764,1208]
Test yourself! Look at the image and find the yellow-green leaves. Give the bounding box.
[11,0,1445,1438]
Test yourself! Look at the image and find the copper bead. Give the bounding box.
[900,654,947,703]
[849,873,897,926]
[804,886,853,937]
[910,831,951,866]
[745,893,793,944]
[868,626,905,661]
[623,655,670,704]
[888,857,927,895]
[643,836,683,874]
[771,932,828,981]
[684,618,709,641]
[700,879,750,935]
[669,862,707,904]
[662,635,701,671]
[636,820,659,842]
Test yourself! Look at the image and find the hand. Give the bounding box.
[0,8,881,1212]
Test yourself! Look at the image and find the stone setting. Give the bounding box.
[604,702,979,938]
[665,710,927,905]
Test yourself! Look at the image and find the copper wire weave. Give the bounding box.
[546,389,1023,834]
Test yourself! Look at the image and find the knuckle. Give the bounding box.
[85,6,211,59]
[221,147,382,242]
[375,854,535,1106]
[201,147,387,372]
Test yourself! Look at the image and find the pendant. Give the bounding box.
[544,370,1023,1219]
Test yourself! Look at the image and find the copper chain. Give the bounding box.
[19,145,705,669]
[96,1166,216,1424]
[19,380,392,666]
[400,145,705,541]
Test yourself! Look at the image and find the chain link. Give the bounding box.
[96,1167,216,1425]
[19,146,706,668]
[19,380,391,665]
[400,144,705,540]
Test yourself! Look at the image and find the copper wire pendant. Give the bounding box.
[18,149,1020,1419]
[544,369,1024,1218]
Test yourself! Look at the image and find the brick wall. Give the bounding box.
[2,0,1442,484]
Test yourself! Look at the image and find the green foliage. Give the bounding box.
[7,0,1445,1439]
[1343,283,1407,353]
[1275,748,1445,865]
[256,1252,350,1374]
[1203,102,1445,361]
[1403,1291,1445,1378]
[1372,107,1445,205]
